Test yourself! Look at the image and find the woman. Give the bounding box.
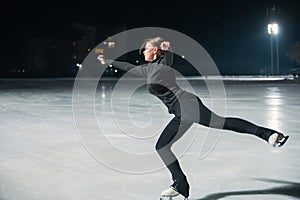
[97,36,289,199]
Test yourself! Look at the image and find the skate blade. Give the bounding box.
[275,135,289,147]
[160,197,172,200]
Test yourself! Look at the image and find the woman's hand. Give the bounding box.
[160,41,170,51]
[97,54,106,64]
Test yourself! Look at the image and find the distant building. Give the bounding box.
[28,22,96,77]
[28,38,57,77]
[93,26,131,77]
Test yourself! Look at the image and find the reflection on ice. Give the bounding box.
[264,87,283,130]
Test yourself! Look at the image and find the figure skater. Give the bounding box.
[97,36,289,199]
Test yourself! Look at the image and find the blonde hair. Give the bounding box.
[139,36,165,56]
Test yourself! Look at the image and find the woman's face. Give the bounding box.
[143,42,156,61]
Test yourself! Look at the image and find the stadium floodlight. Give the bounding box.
[268,23,279,35]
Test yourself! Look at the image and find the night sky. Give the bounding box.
[2,0,300,76]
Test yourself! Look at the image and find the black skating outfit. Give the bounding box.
[105,51,279,198]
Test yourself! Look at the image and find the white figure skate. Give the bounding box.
[268,132,289,147]
[160,187,189,200]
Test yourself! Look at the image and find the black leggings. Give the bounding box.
[155,97,277,182]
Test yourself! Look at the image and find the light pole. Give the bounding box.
[267,23,279,75]
[276,30,279,75]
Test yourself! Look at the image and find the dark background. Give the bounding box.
[1,0,300,77]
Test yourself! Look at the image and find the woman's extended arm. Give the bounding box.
[97,55,147,77]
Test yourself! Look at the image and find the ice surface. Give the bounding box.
[0,78,299,200]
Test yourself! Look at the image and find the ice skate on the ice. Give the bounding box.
[160,179,189,200]
[268,132,289,147]
[160,187,179,199]
[160,187,189,199]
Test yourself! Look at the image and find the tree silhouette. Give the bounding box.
[289,41,300,66]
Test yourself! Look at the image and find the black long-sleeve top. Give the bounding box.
[106,51,186,114]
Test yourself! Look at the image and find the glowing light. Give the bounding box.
[76,63,82,69]
[268,23,279,35]
[108,41,115,48]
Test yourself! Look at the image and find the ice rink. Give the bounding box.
[0,77,299,200]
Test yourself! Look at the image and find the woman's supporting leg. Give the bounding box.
[155,116,193,197]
